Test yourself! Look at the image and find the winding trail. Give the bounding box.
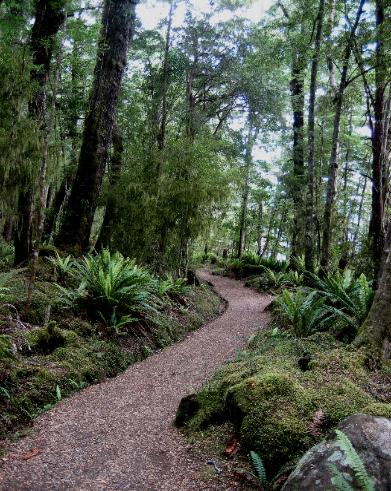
[0,270,271,491]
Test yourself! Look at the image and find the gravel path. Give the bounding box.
[0,270,271,491]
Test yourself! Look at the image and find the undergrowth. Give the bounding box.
[0,252,222,441]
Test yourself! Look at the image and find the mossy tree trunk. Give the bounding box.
[354,225,391,360]
[95,124,123,249]
[55,0,138,255]
[305,0,325,273]
[369,0,386,283]
[237,112,258,258]
[14,0,66,265]
[320,0,366,272]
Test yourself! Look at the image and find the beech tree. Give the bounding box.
[55,0,138,254]
[14,0,67,265]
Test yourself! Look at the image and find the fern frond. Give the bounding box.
[249,450,266,486]
[335,430,375,491]
[328,463,354,491]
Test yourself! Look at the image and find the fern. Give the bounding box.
[47,252,76,280]
[334,430,375,491]
[328,463,354,491]
[249,450,267,486]
[275,288,329,337]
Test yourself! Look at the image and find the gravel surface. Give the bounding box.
[0,270,271,491]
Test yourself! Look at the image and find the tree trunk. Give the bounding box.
[156,0,174,152]
[271,205,287,260]
[320,0,366,272]
[257,197,263,256]
[14,0,66,265]
[95,124,124,249]
[326,0,337,91]
[55,0,138,255]
[237,114,258,258]
[369,0,386,282]
[305,0,325,273]
[354,219,391,360]
[352,176,367,251]
[261,199,278,257]
[290,52,305,261]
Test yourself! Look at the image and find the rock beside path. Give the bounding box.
[283,413,391,490]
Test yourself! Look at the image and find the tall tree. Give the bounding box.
[354,219,391,360]
[14,0,67,265]
[305,0,325,273]
[320,0,366,272]
[237,111,258,257]
[369,0,386,281]
[55,0,138,254]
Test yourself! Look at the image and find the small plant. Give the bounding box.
[0,239,14,267]
[55,385,62,402]
[275,288,329,337]
[0,334,13,360]
[98,309,136,334]
[249,450,267,487]
[328,430,375,491]
[156,275,190,298]
[47,252,76,280]
[310,270,374,331]
[75,249,159,319]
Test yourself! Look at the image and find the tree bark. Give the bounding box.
[320,0,366,272]
[156,0,174,152]
[369,0,386,282]
[14,0,66,265]
[305,0,325,274]
[354,219,391,360]
[55,0,138,255]
[237,113,258,258]
[95,124,124,249]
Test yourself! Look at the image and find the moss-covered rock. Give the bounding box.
[177,330,391,476]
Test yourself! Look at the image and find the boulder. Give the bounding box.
[283,413,391,490]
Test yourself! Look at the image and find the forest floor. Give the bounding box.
[0,270,271,491]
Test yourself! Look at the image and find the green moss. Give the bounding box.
[179,330,391,477]
[362,402,391,418]
[1,276,223,441]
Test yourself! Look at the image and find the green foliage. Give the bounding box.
[329,430,375,491]
[75,249,159,319]
[275,289,328,337]
[179,330,391,476]
[55,384,62,402]
[249,450,267,486]
[0,334,13,360]
[0,239,14,268]
[47,252,76,280]
[155,275,190,298]
[310,270,374,333]
[98,310,136,334]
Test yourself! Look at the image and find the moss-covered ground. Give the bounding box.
[0,263,222,445]
[177,329,391,482]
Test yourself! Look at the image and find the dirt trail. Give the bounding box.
[0,270,271,491]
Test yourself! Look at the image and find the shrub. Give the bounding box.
[310,270,374,334]
[74,249,159,320]
[0,239,14,268]
[47,252,76,281]
[274,289,329,337]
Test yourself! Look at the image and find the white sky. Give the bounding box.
[138,0,274,31]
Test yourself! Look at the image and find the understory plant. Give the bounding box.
[275,269,374,339]
[74,249,159,320]
[274,289,328,337]
[329,430,375,491]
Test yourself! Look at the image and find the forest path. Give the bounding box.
[0,270,271,491]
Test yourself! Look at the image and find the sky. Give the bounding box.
[138,0,274,31]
